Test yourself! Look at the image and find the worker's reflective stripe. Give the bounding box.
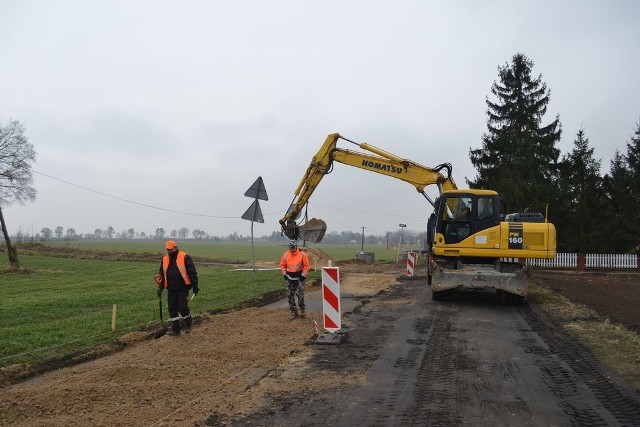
[169,316,181,322]
[162,251,193,286]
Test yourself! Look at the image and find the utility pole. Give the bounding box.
[396,223,406,263]
[361,227,365,252]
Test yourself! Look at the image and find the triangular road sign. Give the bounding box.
[241,199,264,223]
[244,176,268,201]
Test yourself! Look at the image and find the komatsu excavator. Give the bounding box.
[280,133,556,302]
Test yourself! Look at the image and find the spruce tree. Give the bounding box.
[624,122,640,252]
[602,150,633,252]
[557,129,604,252]
[468,53,561,217]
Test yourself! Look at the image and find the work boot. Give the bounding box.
[300,308,306,317]
[170,320,180,336]
[185,326,192,334]
[290,311,298,319]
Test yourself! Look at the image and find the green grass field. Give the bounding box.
[40,239,403,263]
[0,241,400,369]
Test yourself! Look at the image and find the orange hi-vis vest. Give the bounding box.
[280,249,310,276]
[162,251,192,287]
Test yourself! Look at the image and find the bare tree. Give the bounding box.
[40,227,52,242]
[192,229,207,240]
[178,227,189,239]
[0,119,37,267]
[55,226,63,239]
[155,228,165,239]
[65,228,77,241]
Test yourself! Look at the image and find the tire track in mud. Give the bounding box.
[230,279,640,427]
[399,308,461,426]
[521,305,640,426]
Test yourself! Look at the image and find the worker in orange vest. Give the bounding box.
[280,240,310,319]
[156,240,199,336]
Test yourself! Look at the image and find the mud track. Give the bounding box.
[232,275,640,427]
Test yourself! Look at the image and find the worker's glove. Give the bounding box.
[192,286,199,296]
[283,274,288,281]
[156,288,163,297]
[300,276,306,283]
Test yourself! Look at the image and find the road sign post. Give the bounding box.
[242,177,268,274]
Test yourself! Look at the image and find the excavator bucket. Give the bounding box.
[298,218,327,243]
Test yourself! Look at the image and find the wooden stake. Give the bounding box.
[111,304,117,331]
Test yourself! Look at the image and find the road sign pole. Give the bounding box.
[242,177,269,277]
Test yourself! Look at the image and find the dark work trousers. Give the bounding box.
[286,279,305,314]
[167,287,192,333]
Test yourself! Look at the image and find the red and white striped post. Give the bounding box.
[321,266,341,332]
[406,251,416,278]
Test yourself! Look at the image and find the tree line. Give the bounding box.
[468,53,639,253]
[33,226,211,242]
[25,227,422,248]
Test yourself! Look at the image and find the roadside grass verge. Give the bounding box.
[0,254,301,371]
[1,240,401,375]
[528,282,640,389]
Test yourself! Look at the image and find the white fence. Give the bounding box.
[528,253,639,270]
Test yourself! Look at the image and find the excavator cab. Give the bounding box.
[434,190,501,246]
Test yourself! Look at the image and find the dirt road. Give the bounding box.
[235,272,640,427]
[1,262,639,426]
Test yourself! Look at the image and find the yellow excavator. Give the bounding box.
[280,133,556,302]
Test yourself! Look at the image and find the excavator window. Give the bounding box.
[477,196,494,221]
[441,196,473,243]
[435,193,503,245]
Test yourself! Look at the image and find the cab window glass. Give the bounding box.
[477,197,494,221]
[443,196,472,220]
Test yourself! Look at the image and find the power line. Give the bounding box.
[32,169,280,219]
[307,202,360,230]
[32,170,423,225]
[310,201,426,219]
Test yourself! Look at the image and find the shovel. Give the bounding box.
[154,293,167,338]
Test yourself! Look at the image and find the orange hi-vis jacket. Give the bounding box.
[162,251,193,287]
[280,249,310,276]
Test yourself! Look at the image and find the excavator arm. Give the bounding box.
[279,133,457,242]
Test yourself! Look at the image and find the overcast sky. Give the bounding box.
[1,1,639,241]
